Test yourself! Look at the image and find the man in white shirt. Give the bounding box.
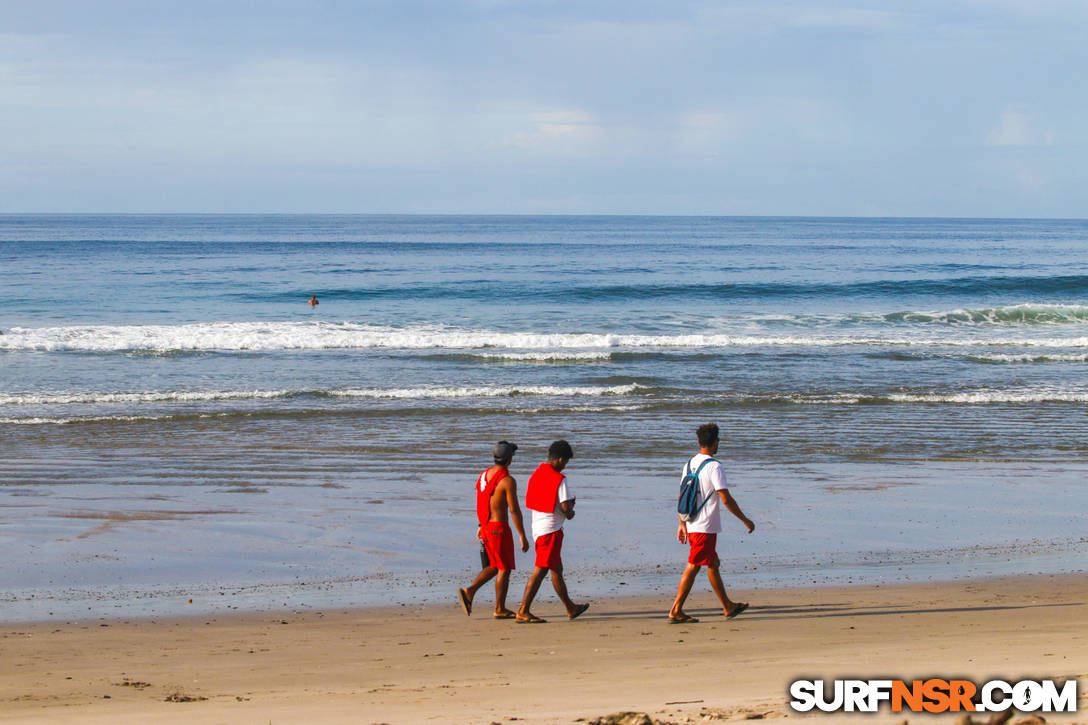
[668,423,755,624]
[516,440,590,623]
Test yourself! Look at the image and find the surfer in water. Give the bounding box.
[308,295,319,307]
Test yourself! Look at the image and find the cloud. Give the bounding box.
[1014,166,1047,191]
[695,6,911,32]
[504,109,603,155]
[986,107,1055,146]
[783,8,910,29]
[3,2,1087,215]
[671,111,740,157]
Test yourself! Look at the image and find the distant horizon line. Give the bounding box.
[2,212,1086,222]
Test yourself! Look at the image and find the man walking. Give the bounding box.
[669,423,755,624]
[516,440,590,623]
[458,441,529,619]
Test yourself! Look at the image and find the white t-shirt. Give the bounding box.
[531,478,572,538]
[682,454,728,534]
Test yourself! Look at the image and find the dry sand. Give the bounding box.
[2,573,1086,724]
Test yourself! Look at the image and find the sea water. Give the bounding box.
[1,215,1086,619]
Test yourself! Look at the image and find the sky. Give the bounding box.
[2,0,1087,216]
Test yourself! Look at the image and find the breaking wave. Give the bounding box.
[2,317,1088,354]
[0,384,644,407]
[966,353,1088,364]
[751,389,1088,405]
[459,351,614,363]
[883,304,1088,325]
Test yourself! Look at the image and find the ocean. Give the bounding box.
[1,215,1086,620]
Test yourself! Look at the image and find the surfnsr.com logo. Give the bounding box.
[789,678,1078,714]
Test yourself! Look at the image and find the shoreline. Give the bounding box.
[5,460,1086,625]
[8,533,1088,622]
[3,572,1086,724]
[4,565,1087,627]
[5,546,1086,626]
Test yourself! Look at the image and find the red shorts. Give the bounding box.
[481,522,515,571]
[687,533,719,567]
[534,529,564,569]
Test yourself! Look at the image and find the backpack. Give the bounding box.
[677,457,716,522]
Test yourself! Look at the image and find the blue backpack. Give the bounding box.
[677,457,716,521]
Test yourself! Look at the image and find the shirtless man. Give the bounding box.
[457,441,529,619]
[668,422,755,624]
[308,295,319,307]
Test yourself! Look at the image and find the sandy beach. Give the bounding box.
[6,216,1088,725]
[3,573,1085,724]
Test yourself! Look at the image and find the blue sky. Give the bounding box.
[3,1,1086,216]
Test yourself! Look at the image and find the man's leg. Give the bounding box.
[518,531,555,622]
[707,565,747,618]
[459,565,497,615]
[493,569,515,616]
[491,526,517,617]
[517,566,549,622]
[547,565,588,618]
[466,566,497,598]
[669,563,701,620]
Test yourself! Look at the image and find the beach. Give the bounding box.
[3,215,1088,722]
[7,0,1088,714]
[3,573,1086,724]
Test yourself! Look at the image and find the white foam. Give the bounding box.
[328,384,640,399]
[0,401,655,425]
[768,390,1088,405]
[0,390,295,406]
[3,320,1088,353]
[0,384,643,407]
[0,415,174,425]
[883,390,1088,404]
[469,351,613,362]
[4,385,1085,423]
[967,353,1088,364]
[886,303,1088,325]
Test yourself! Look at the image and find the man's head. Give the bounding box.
[493,440,518,466]
[547,439,574,471]
[697,423,720,451]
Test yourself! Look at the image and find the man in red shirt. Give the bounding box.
[457,441,529,619]
[516,440,590,623]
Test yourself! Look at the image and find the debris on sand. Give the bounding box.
[588,713,659,725]
[164,692,208,703]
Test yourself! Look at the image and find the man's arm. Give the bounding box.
[559,498,575,520]
[504,477,530,552]
[717,489,755,533]
[676,513,688,544]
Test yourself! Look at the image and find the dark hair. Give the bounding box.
[548,439,574,461]
[697,423,719,448]
[494,454,512,465]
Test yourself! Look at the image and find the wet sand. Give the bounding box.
[2,573,1086,724]
[6,462,1088,624]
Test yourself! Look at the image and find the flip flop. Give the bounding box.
[668,613,699,624]
[516,614,547,624]
[457,588,471,616]
[726,602,749,620]
[493,611,517,620]
[568,603,590,621]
